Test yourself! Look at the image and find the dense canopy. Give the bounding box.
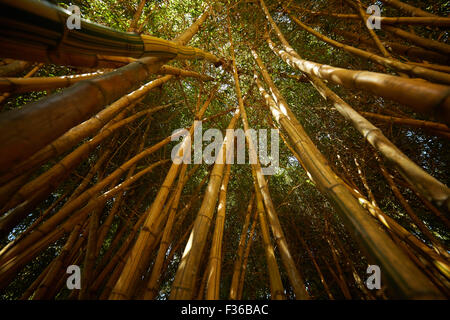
[0,0,449,300]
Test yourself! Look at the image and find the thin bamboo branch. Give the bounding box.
[229,193,255,299]
[334,29,449,64]
[236,208,258,300]
[379,0,438,18]
[295,8,448,26]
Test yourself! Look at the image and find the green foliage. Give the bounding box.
[1,0,448,300]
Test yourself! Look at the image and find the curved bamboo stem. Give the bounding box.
[265,36,450,125]
[254,64,443,298]
[0,0,220,65]
[256,14,450,209]
[0,77,174,186]
[252,168,285,300]
[0,66,211,94]
[0,1,222,172]
[288,14,450,84]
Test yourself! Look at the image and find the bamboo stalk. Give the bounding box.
[79,208,101,299]
[254,62,444,298]
[252,169,285,300]
[322,257,349,298]
[0,60,31,77]
[32,224,82,299]
[295,8,449,26]
[343,158,450,287]
[274,101,450,287]
[128,0,147,32]
[260,3,450,124]
[287,14,450,84]
[405,62,450,74]
[346,0,448,55]
[205,163,232,299]
[229,194,255,299]
[340,170,450,282]
[0,173,33,211]
[359,112,450,133]
[111,92,214,299]
[227,9,309,300]
[0,71,105,93]
[0,63,44,106]
[68,145,115,202]
[0,106,160,235]
[331,224,376,300]
[95,118,153,257]
[385,25,450,56]
[0,1,221,172]
[0,81,173,187]
[141,163,190,299]
[92,202,150,296]
[0,189,70,262]
[136,2,156,34]
[265,35,450,124]
[334,29,449,64]
[0,66,212,94]
[350,0,392,58]
[377,158,449,257]
[21,263,52,300]
[0,159,169,290]
[395,177,450,229]
[0,56,166,172]
[0,0,220,65]
[171,172,212,235]
[324,221,352,299]
[97,215,148,299]
[170,107,240,299]
[236,209,258,300]
[253,42,450,208]
[297,232,334,299]
[159,221,196,283]
[379,0,438,18]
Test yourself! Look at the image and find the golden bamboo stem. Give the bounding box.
[170,107,240,299]
[205,163,232,299]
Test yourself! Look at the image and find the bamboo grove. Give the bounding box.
[0,0,449,300]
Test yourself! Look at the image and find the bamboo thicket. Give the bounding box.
[0,0,448,301]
